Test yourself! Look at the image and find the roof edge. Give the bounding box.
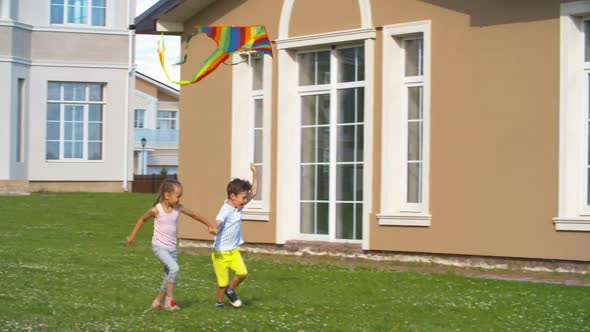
[134,0,184,35]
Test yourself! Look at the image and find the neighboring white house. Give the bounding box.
[134,71,179,175]
[0,0,135,193]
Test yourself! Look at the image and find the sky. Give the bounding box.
[135,0,180,88]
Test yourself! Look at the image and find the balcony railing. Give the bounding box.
[134,128,178,145]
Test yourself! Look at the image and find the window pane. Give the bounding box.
[254,99,263,128]
[337,125,355,162]
[298,53,314,86]
[356,165,363,201]
[407,162,422,203]
[91,7,105,26]
[355,203,363,240]
[338,88,356,124]
[88,142,102,160]
[317,51,330,84]
[405,38,423,77]
[318,94,330,125]
[356,125,364,162]
[408,122,422,161]
[338,48,356,83]
[89,104,102,121]
[134,109,145,128]
[251,57,263,90]
[64,141,83,158]
[88,123,102,140]
[336,203,354,239]
[301,95,316,126]
[50,1,64,24]
[316,203,329,234]
[408,86,423,120]
[356,88,364,123]
[254,129,263,163]
[336,164,355,201]
[63,83,85,101]
[317,165,330,201]
[318,127,330,163]
[88,84,102,101]
[46,122,60,141]
[68,0,87,24]
[47,103,60,121]
[46,142,60,160]
[48,82,61,100]
[301,127,316,163]
[301,165,315,200]
[357,47,365,81]
[300,202,314,234]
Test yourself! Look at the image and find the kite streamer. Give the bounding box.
[158,25,273,85]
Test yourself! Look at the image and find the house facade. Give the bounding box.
[136,0,590,261]
[0,0,135,192]
[134,71,180,175]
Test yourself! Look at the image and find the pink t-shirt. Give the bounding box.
[152,203,179,249]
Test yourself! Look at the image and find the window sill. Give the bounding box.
[243,209,270,221]
[553,217,590,232]
[377,213,431,227]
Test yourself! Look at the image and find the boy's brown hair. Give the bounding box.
[226,178,252,197]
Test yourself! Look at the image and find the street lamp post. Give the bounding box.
[141,137,147,175]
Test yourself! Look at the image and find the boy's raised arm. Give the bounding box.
[247,162,258,202]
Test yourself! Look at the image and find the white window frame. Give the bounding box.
[275,28,376,248]
[232,53,272,220]
[555,1,590,231]
[296,46,366,243]
[156,110,177,130]
[46,82,104,162]
[134,109,145,129]
[378,21,431,227]
[49,0,106,27]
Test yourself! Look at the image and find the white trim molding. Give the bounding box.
[376,213,431,227]
[276,28,376,50]
[232,54,272,221]
[278,0,373,39]
[555,1,590,232]
[378,20,432,227]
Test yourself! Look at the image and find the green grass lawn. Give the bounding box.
[0,192,589,331]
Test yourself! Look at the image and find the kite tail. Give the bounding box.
[157,36,191,85]
[188,48,230,84]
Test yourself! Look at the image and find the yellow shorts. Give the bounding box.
[211,247,248,287]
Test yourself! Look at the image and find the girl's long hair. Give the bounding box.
[152,178,182,206]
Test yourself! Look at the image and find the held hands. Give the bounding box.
[208,225,218,236]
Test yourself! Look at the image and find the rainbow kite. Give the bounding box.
[158,25,273,85]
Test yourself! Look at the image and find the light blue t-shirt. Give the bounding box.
[212,200,244,251]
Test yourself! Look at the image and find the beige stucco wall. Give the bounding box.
[175,0,589,261]
[32,31,128,63]
[289,0,361,37]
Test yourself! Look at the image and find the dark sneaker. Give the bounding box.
[224,287,242,308]
[215,302,225,309]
